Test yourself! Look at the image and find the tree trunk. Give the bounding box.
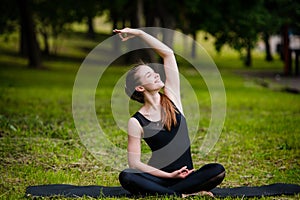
[112,15,121,55]
[130,0,143,28]
[19,22,28,56]
[156,0,176,49]
[245,39,252,67]
[17,0,42,68]
[144,2,159,63]
[161,13,176,49]
[282,24,291,75]
[87,16,95,39]
[136,0,143,27]
[40,29,50,55]
[264,32,273,62]
[191,31,197,58]
[128,0,149,63]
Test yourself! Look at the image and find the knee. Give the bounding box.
[214,163,226,174]
[204,163,225,174]
[200,163,226,181]
[210,163,226,183]
[119,170,132,185]
[202,163,226,188]
[119,168,138,186]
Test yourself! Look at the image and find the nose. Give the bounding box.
[155,73,159,78]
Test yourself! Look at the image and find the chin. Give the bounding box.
[158,83,165,89]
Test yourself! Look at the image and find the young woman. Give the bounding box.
[113,28,225,198]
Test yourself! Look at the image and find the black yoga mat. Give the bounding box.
[25,183,300,198]
[211,183,300,198]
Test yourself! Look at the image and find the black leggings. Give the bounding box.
[119,163,225,196]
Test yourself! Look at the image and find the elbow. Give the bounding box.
[166,49,174,55]
[162,49,174,58]
[128,160,139,169]
[128,157,141,169]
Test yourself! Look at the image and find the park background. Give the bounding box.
[0,0,299,199]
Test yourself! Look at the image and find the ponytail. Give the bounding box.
[160,92,178,131]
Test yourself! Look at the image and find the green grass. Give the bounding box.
[0,31,299,200]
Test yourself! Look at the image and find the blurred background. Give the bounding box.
[1,1,300,198]
[1,0,299,74]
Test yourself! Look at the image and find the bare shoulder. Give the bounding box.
[128,117,143,138]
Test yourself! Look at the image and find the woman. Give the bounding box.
[113,28,225,198]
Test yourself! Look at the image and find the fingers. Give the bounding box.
[177,167,195,178]
[180,166,187,171]
[113,29,126,40]
[113,28,124,33]
[172,167,195,179]
[113,29,135,41]
[180,166,194,174]
[184,169,194,177]
[118,33,127,41]
[179,166,188,175]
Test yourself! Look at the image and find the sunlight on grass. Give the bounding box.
[0,27,299,199]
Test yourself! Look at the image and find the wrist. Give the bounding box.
[166,172,173,178]
[136,29,144,36]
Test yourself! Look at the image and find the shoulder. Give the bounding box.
[128,117,143,138]
[128,116,140,126]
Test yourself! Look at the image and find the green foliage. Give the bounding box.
[181,0,300,66]
[0,31,299,200]
[0,0,18,35]
[2,0,300,68]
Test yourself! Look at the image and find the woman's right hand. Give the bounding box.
[113,28,143,41]
[169,166,195,179]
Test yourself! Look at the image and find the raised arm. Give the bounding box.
[113,28,182,112]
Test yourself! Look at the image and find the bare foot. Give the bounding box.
[182,191,214,198]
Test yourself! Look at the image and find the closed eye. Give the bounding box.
[145,71,154,78]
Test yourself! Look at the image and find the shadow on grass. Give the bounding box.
[0,31,113,68]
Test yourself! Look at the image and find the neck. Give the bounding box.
[144,92,161,110]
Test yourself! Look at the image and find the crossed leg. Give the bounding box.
[119,168,180,196]
[119,163,225,197]
[170,163,225,194]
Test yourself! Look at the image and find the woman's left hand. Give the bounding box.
[113,28,142,41]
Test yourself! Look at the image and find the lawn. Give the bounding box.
[0,31,299,200]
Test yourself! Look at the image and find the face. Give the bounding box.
[135,65,164,92]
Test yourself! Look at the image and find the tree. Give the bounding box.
[70,0,103,39]
[177,0,217,58]
[17,0,42,68]
[0,0,18,36]
[33,0,70,55]
[203,0,266,67]
[33,0,104,55]
[267,0,300,75]
[104,0,159,63]
[102,0,129,59]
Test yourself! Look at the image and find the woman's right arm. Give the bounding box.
[127,118,194,178]
[113,28,183,113]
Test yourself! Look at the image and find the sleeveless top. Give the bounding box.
[132,107,193,173]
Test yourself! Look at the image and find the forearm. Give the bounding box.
[136,30,174,58]
[129,159,171,178]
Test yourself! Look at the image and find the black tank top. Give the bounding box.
[132,108,193,173]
